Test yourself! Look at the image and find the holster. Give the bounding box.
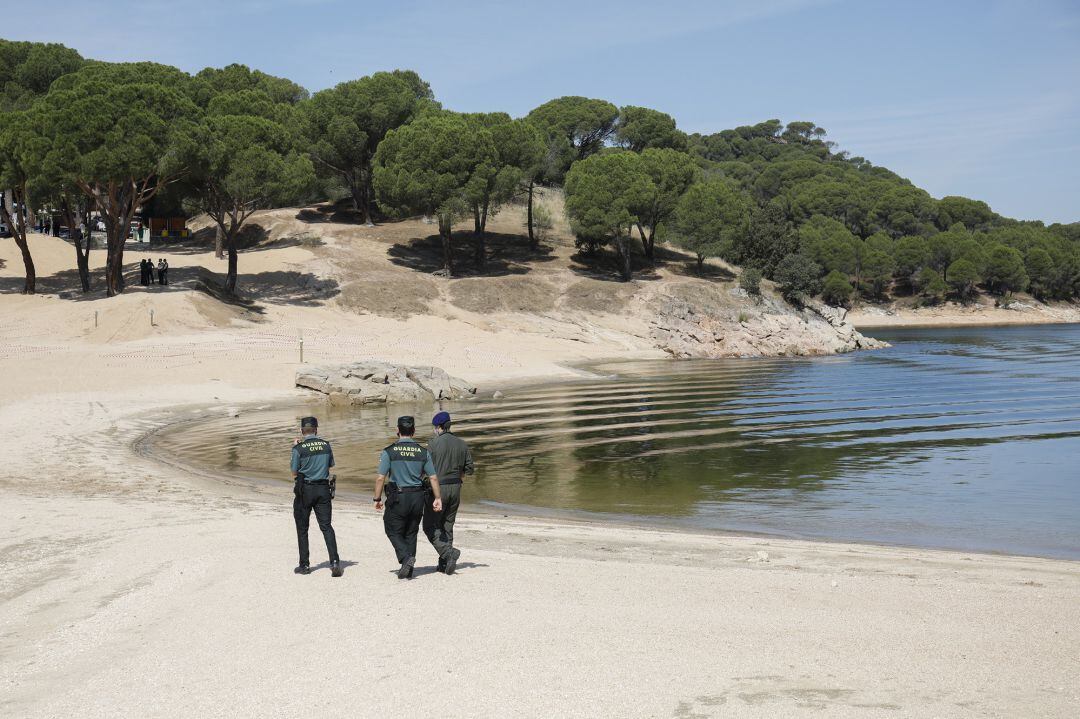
[329,474,336,500]
[293,472,304,497]
[386,483,400,507]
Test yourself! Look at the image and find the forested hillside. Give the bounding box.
[1,38,1077,308]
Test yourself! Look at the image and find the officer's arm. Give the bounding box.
[374,474,387,501]
[464,445,475,476]
[290,446,300,479]
[424,455,441,501]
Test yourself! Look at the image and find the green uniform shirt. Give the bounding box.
[378,438,435,488]
[291,435,334,482]
[428,431,474,482]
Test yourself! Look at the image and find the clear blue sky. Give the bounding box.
[5,0,1079,223]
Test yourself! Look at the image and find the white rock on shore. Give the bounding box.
[296,361,477,405]
[650,293,888,359]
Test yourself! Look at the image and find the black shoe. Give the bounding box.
[444,548,461,576]
[437,560,447,574]
[398,556,415,579]
[330,560,343,578]
[294,564,311,575]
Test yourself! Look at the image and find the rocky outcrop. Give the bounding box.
[649,291,887,359]
[296,362,477,406]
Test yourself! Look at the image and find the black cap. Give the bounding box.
[300,416,318,429]
[397,416,416,434]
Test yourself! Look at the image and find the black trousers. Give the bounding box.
[423,482,461,561]
[383,491,426,563]
[294,483,339,565]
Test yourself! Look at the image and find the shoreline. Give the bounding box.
[136,395,1080,564]
[849,303,1080,330]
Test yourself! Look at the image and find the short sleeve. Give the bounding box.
[290,446,300,473]
[424,454,436,477]
[328,445,335,468]
[377,450,391,476]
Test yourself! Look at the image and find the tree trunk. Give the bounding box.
[614,235,632,282]
[64,202,90,292]
[2,189,35,294]
[224,241,239,294]
[526,181,536,249]
[439,215,454,276]
[349,171,373,225]
[215,224,224,260]
[636,222,654,259]
[697,254,705,273]
[104,214,129,297]
[475,201,489,271]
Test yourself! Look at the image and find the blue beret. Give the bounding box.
[432,411,451,426]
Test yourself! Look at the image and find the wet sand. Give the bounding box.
[2,237,1080,717]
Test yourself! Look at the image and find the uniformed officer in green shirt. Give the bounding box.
[373,416,443,579]
[424,411,473,574]
[291,416,342,577]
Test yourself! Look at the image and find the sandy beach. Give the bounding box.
[2,230,1079,718]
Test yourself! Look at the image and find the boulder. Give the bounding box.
[296,362,477,406]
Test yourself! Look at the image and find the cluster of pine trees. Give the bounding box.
[1,39,1076,307]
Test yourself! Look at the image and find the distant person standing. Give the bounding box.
[161,258,169,285]
[374,416,442,579]
[140,259,151,286]
[424,411,472,574]
[156,258,167,285]
[291,416,342,577]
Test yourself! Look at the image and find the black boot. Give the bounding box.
[398,556,415,579]
[330,560,343,578]
[444,548,461,576]
[294,564,311,575]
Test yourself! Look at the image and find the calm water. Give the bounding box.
[149,325,1080,559]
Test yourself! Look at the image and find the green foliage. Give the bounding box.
[564,152,650,281]
[1025,247,1054,300]
[740,267,762,296]
[33,61,201,295]
[733,202,798,277]
[615,106,688,152]
[821,270,854,307]
[862,248,895,298]
[774,254,822,304]
[373,112,497,274]
[0,40,83,111]
[984,245,1028,295]
[632,148,701,258]
[937,195,995,231]
[947,258,980,300]
[526,96,618,180]
[918,271,948,305]
[893,235,930,286]
[670,178,750,269]
[304,70,435,220]
[800,214,857,275]
[181,99,316,292]
[195,63,308,106]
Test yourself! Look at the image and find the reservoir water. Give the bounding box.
[148,324,1080,559]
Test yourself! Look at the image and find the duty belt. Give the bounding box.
[390,484,427,493]
[304,479,330,485]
